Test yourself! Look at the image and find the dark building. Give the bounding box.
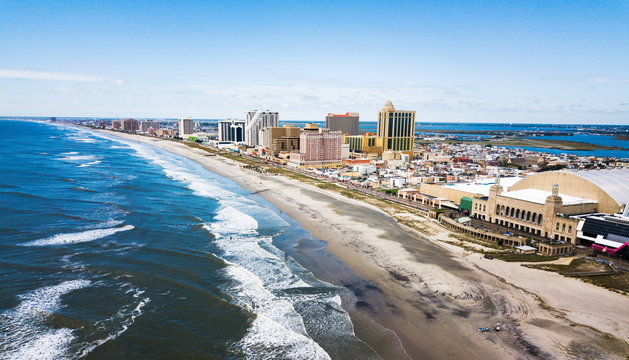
[578,214,629,258]
[325,112,359,135]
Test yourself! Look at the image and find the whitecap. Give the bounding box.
[57,155,97,162]
[24,225,134,246]
[0,280,91,360]
[69,137,96,144]
[73,288,150,358]
[207,206,259,237]
[77,160,101,168]
[223,265,330,360]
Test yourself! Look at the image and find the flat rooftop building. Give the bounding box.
[325,112,359,135]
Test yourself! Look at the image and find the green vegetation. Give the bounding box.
[375,188,399,195]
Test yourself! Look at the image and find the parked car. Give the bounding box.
[483,254,494,260]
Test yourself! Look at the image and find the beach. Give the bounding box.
[95,130,629,360]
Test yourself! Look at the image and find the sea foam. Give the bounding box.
[89,130,334,358]
[0,280,91,360]
[24,225,134,246]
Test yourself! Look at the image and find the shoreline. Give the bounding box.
[89,128,629,359]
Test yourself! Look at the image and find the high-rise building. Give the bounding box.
[121,118,139,131]
[245,110,278,147]
[292,128,342,167]
[140,120,159,132]
[218,119,245,142]
[179,118,194,137]
[259,125,301,156]
[112,120,121,130]
[376,101,415,154]
[325,112,359,135]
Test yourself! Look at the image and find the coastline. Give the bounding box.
[90,129,629,359]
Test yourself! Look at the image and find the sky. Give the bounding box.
[0,0,628,124]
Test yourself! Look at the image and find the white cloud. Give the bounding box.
[54,86,73,92]
[0,69,124,85]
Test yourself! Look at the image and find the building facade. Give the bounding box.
[325,112,359,135]
[218,118,245,142]
[376,101,415,154]
[121,118,139,131]
[343,132,384,154]
[293,128,343,167]
[140,120,159,132]
[245,110,278,147]
[259,125,301,156]
[179,118,194,137]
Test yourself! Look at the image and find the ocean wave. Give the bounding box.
[224,265,330,360]
[73,287,150,358]
[0,279,91,360]
[23,225,134,246]
[206,206,259,237]
[57,155,97,162]
[68,137,96,144]
[77,160,101,167]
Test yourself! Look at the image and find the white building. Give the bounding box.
[179,118,194,137]
[218,118,245,142]
[245,110,278,147]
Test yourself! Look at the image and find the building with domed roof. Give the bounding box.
[470,169,629,249]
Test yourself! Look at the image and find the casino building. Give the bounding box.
[471,169,629,254]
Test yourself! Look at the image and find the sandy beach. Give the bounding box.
[94,130,629,360]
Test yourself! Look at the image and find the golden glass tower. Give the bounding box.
[376,101,415,153]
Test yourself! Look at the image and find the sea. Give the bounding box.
[0,120,379,359]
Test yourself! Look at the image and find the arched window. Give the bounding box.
[538,214,543,225]
[516,209,520,219]
[510,207,515,217]
[526,211,531,222]
[531,213,537,223]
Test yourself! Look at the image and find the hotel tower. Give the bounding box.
[376,101,415,154]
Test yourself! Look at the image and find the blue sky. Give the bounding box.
[1,0,627,123]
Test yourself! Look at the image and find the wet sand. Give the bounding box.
[93,130,629,360]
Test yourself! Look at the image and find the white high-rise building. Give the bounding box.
[218,118,245,142]
[245,110,278,147]
[179,118,194,137]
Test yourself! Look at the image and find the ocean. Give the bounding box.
[0,120,378,359]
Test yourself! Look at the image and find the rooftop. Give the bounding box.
[499,189,597,206]
[564,169,629,206]
[443,177,522,196]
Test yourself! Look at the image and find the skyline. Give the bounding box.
[1,1,628,124]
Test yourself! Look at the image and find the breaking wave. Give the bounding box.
[0,280,91,360]
[24,225,134,246]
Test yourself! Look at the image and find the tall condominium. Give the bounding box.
[245,110,278,147]
[179,118,194,137]
[296,128,343,166]
[140,120,159,132]
[325,112,359,135]
[218,118,245,142]
[376,101,415,153]
[121,118,139,131]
